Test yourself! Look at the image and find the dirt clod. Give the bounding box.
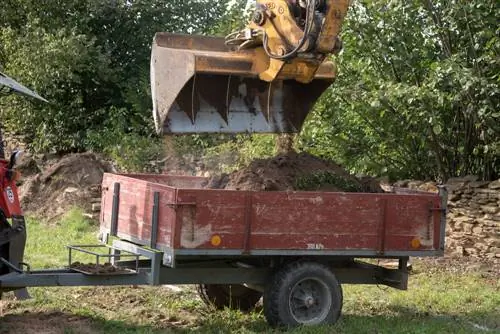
[206,151,383,193]
[70,262,130,275]
[19,153,114,220]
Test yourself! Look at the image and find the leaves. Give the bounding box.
[0,0,231,152]
[300,0,499,181]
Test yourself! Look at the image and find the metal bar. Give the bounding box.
[174,248,445,257]
[0,258,22,273]
[0,272,150,288]
[438,186,448,252]
[242,193,253,254]
[427,201,434,241]
[110,182,120,236]
[67,245,139,258]
[378,199,388,255]
[332,261,408,290]
[150,192,160,249]
[112,240,161,260]
[157,267,270,285]
[165,202,196,209]
[149,250,162,285]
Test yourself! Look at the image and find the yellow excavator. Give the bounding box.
[151,0,349,134]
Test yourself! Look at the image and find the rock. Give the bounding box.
[476,243,489,252]
[91,203,101,212]
[481,206,499,214]
[464,248,478,256]
[472,226,483,235]
[463,223,474,234]
[469,181,490,188]
[447,176,476,184]
[490,247,500,255]
[453,246,464,256]
[488,179,500,189]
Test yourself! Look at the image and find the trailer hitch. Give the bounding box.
[0,223,25,246]
[0,257,30,273]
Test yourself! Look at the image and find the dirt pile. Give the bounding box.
[19,153,114,220]
[206,152,382,193]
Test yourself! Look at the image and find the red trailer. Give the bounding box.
[95,173,447,326]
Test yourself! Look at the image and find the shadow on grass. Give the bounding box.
[0,309,498,334]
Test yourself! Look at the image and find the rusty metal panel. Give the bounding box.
[100,174,179,250]
[100,174,445,257]
[175,189,248,250]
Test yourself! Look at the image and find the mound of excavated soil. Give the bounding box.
[206,151,382,193]
[19,153,114,220]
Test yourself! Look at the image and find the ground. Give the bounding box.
[0,211,498,334]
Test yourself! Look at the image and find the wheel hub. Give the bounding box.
[304,295,315,307]
[289,277,333,324]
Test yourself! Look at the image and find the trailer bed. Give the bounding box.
[100,173,446,266]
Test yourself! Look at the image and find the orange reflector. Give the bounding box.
[211,235,222,247]
[410,238,421,249]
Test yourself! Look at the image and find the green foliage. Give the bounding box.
[295,171,362,192]
[300,0,499,181]
[85,107,163,172]
[209,0,253,36]
[0,0,232,155]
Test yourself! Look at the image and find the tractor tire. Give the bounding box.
[197,284,262,312]
[263,261,343,327]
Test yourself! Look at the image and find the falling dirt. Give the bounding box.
[205,151,383,193]
[18,153,114,220]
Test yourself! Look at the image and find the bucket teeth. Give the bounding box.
[194,74,230,125]
[151,33,336,134]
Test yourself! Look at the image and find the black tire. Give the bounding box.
[197,284,262,312]
[263,261,343,327]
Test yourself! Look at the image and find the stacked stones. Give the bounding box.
[446,177,500,262]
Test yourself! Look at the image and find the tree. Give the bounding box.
[300,0,499,181]
[0,0,232,152]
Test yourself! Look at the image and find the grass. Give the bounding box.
[0,209,499,333]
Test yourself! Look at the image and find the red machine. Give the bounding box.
[0,153,26,283]
[0,71,46,300]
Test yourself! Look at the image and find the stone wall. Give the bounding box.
[445,177,500,261]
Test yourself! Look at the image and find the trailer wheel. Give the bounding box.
[197,284,262,312]
[264,261,343,327]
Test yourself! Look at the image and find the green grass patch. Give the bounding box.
[1,210,498,333]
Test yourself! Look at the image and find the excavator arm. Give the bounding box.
[151,0,349,134]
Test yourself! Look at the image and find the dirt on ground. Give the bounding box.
[18,153,114,220]
[205,151,383,193]
[0,311,95,334]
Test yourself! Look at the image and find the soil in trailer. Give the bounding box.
[205,151,383,193]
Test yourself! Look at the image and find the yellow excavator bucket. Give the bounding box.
[151,33,336,134]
